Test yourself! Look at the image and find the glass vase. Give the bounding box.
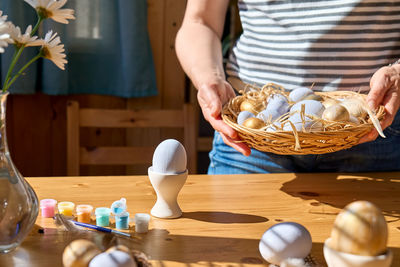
[0,92,39,253]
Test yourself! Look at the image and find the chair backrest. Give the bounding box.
[66,101,197,176]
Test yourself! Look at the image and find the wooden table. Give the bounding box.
[1,172,400,267]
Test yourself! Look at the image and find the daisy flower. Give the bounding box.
[7,24,43,48]
[40,30,67,70]
[0,11,10,53]
[24,0,75,24]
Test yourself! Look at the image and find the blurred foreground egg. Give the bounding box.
[259,222,312,265]
[89,251,137,267]
[330,200,388,256]
[63,239,101,267]
[152,139,187,174]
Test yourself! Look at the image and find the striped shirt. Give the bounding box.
[226,0,400,92]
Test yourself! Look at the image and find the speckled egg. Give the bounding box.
[152,139,187,174]
[289,87,314,102]
[237,111,255,125]
[259,222,312,265]
[89,251,137,267]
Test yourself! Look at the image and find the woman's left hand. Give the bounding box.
[358,63,400,144]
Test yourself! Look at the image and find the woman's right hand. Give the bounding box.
[198,80,251,156]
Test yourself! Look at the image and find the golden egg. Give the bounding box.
[303,94,323,101]
[330,200,388,256]
[242,117,265,129]
[322,104,350,122]
[340,99,367,118]
[240,100,263,113]
[63,239,102,267]
[322,98,339,108]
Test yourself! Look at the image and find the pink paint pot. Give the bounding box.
[40,199,57,218]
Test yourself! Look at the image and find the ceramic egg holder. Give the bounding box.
[148,167,187,219]
[324,238,393,267]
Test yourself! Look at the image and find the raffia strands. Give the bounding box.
[222,83,385,155]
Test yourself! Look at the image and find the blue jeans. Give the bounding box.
[208,111,400,174]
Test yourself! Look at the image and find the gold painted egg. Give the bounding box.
[242,117,265,129]
[322,104,350,122]
[330,200,388,256]
[240,100,263,114]
[63,239,102,267]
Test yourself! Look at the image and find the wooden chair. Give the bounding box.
[66,101,197,176]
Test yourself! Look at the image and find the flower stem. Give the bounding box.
[1,46,24,92]
[31,15,44,36]
[3,54,42,93]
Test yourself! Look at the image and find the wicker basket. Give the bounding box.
[222,83,385,155]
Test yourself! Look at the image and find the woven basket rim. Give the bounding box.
[222,84,385,155]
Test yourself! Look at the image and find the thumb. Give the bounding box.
[368,68,389,110]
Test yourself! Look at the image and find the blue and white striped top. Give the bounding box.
[226,0,400,92]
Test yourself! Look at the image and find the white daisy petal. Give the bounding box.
[0,11,10,53]
[40,31,67,70]
[24,0,75,24]
[7,24,43,47]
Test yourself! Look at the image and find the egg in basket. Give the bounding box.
[221,80,386,155]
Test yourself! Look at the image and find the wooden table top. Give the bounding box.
[1,172,400,267]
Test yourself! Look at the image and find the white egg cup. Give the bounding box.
[324,238,393,267]
[148,167,187,219]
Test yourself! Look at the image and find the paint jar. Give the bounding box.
[76,204,93,223]
[111,198,127,215]
[58,201,75,217]
[95,207,111,227]
[115,211,130,230]
[134,213,151,233]
[40,199,57,218]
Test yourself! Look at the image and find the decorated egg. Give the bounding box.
[240,99,263,113]
[303,94,323,101]
[152,139,187,174]
[340,99,367,118]
[242,117,265,129]
[283,113,322,132]
[290,100,325,117]
[256,109,281,123]
[89,251,137,267]
[322,104,350,122]
[237,111,255,125]
[63,239,101,267]
[330,200,388,256]
[289,87,314,102]
[266,96,290,116]
[322,98,339,108]
[259,222,312,265]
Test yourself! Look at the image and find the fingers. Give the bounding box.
[358,129,379,144]
[220,132,251,156]
[368,66,390,110]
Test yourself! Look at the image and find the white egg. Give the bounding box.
[267,95,290,115]
[237,111,255,125]
[257,109,281,123]
[152,139,187,174]
[289,87,314,102]
[283,113,322,132]
[259,222,312,266]
[290,100,325,117]
[89,251,137,267]
[266,121,282,132]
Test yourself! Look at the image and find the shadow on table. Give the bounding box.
[280,172,400,220]
[182,211,268,224]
